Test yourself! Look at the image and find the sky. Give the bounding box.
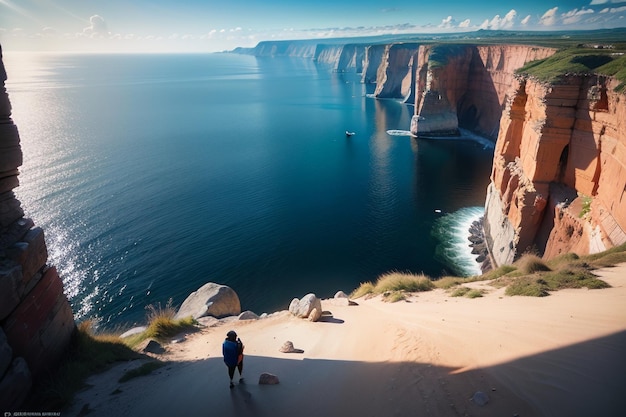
[1,0,625,53]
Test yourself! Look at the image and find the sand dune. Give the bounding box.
[66,264,626,417]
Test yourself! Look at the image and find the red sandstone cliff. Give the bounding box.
[486,74,626,265]
[0,46,76,410]
[410,43,625,265]
[411,45,556,138]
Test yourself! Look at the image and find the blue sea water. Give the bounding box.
[5,52,493,327]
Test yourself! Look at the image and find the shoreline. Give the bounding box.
[64,263,626,417]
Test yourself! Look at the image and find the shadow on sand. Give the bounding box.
[69,330,626,417]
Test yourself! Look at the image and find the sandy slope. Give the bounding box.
[65,264,626,417]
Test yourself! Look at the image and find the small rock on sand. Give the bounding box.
[259,373,280,385]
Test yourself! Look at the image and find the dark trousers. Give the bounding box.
[227,359,243,380]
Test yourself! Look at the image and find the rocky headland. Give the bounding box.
[234,33,626,269]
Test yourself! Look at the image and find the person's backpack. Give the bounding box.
[237,339,244,363]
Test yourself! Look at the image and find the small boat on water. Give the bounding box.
[345,131,355,137]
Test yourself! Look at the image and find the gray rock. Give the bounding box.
[472,391,489,406]
[258,372,279,385]
[238,311,259,320]
[175,283,241,320]
[0,357,32,411]
[120,326,147,339]
[142,340,165,354]
[279,341,304,354]
[289,293,322,319]
[308,307,322,322]
[334,291,349,299]
[196,316,220,327]
[288,298,300,315]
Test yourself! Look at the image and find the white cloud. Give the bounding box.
[438,16,454,28]
[83,15,107,35]
[502,9,517,28]
[521,15,531,25]
[458,19,471,28]
[489,15,502,29]
[479,9,517,30]
[562,8,595,24]
[590,0,626,4]
[599,5,626,12]
[540,7,559,25]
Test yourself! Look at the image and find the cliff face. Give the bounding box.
[486,74,626,265]
[361,44,386,84]
[0,47,75,410]
[408,43,625,264]
[411,45,556,138]
[236,40,417,101]
[372,43,419,102]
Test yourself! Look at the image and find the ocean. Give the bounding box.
[4,52,493,327]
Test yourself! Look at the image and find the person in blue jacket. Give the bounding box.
[222,330,244,388]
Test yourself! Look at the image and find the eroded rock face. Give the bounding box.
[486,74,626,265]
[373,43,420,102]
[0,45,76,409]
[411,45,556,139]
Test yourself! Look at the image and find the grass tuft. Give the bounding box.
[449,286,485,298]
[375,272,435,293]
[125,299,197,348]
[516,254,551,274]
[481,264,517,280]
[505,276,550,297]
[433,276,464,289]
[382,291,407,303]
[351,272,434,299]
[466,289,484,298]
[351,282,375,299]
[450,286,471,297]
[28,320,140,410]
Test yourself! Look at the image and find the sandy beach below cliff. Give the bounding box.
[65,264,626,417]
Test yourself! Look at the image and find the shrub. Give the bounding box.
[375,272,434,293]
[28,320,139,410]
[450,286,471,297]
[465,289,484,299]
[382,291,407,303]
[505,276,550,297]
[481,264,517,280]
[351,282,375,299]
[434,276,463,289]
[542,269,610,290]
[583,243,626,268]
[546,252,582,270]
[579,195,592,218]
[516,254,551,274]
[351,272,434,299]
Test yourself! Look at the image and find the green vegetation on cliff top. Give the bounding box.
[352,242,626,301]
[516,46,626,91]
